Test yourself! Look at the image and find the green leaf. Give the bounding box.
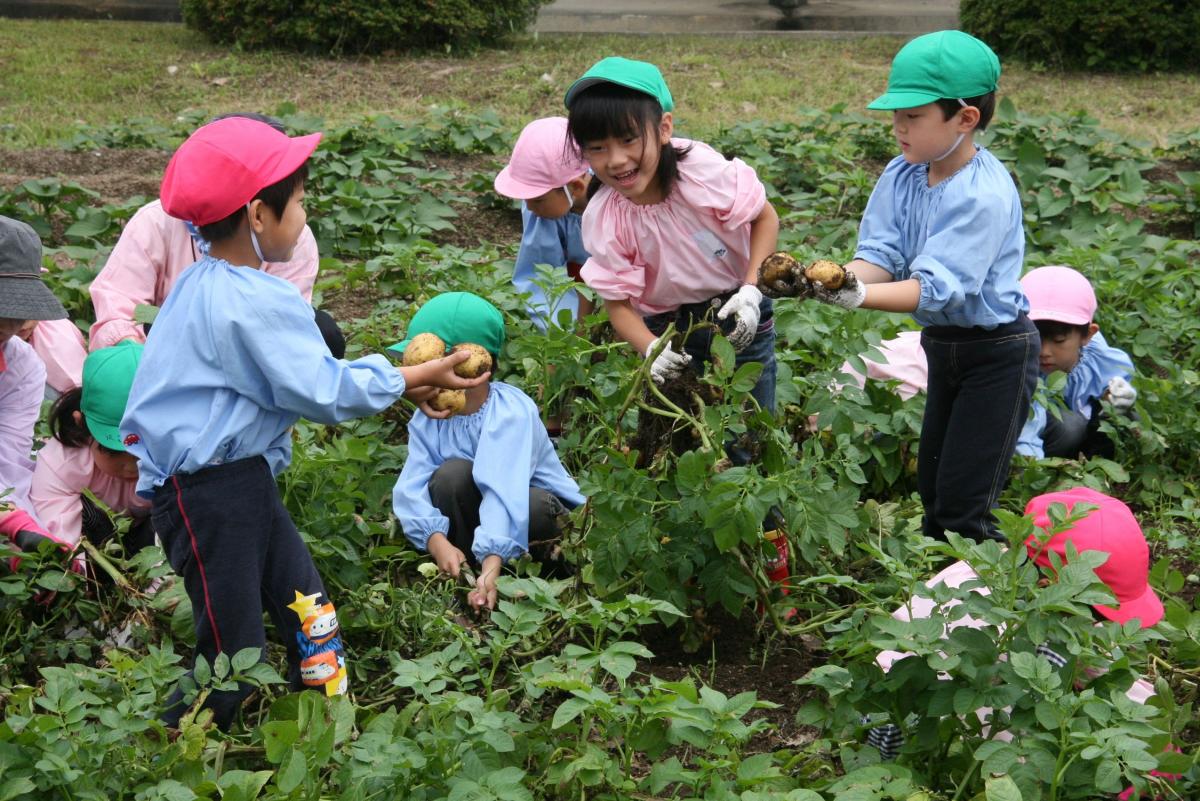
[984,775,1022,801]
[260,720,299,763]
[552,697,589,729]
[275,750,307,794]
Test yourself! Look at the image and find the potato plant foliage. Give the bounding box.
[1,102,1198,800]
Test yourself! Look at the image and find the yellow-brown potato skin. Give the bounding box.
[804,260,846,289]
[760,251,800,285]
[429,389,467,414]
[450,343,493,379]
[402,333,447,366]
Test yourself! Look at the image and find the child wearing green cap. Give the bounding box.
[783,30,1038,543]
[389,293,585,612]
[563,57,780,414]
[30,341,154,572]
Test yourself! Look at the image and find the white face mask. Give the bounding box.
[246,202,265,264]
[932,99,969,162]
[562,185,573,209]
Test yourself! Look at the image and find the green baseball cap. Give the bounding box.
[81,340,143,451]
[564,57,674,112]
[386,292,506,359]
[868,30,1000,111]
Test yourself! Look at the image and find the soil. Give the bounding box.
[0,146,167,203]
[642,607,824,752]
[419,152,523,251]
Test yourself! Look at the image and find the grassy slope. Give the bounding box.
[1,19,1198,147]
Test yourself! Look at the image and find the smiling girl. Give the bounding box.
[795,31,1038,543]
[31,341,154,568]
[564,57,780,415]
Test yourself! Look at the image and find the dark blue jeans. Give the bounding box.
[919,315,1039,542]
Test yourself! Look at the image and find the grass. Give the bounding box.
[1,19,1198,148]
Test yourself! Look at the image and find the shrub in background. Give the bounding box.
[181,0,553,54]
[961,0,1200,72]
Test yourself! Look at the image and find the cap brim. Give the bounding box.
[867,90,944,111]
[87,420,127,452]
[386,340,406,354]
[0,277,67,320]
[1095,585,1164,628]
[564,76,605,109]
[1028,307,1092,326]
[494,166,555,200]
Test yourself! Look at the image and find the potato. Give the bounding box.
[428,389,466,415]
[759,251,800,286]
[402,332,446,366]
[450,343,493,379]
[804,259,846,290]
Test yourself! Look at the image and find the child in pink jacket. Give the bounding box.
[31,341,153,569]
[88,114,321,352]
[20,317,87,397]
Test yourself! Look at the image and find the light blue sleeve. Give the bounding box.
[219,282,406,424]
[469,395,537,563]
[1063,333,1135,413]
[1015,401,1046,458]
[854,158,909,275]
[392,419,450,552]
[514,208,580,331]
[908,185,1009,316]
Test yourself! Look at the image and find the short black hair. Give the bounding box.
[1035,319,1091,340]
[936,91,996,131]
[209,111,286,134]
[567,83,692,200]
[197,161,308,243]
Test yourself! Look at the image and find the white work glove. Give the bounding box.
[1106,376,1137,411]
[716,284,763,352]
[644,336,692,385]
[812,271,867,310]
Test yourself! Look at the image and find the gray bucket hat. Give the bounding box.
[0,215,67,321]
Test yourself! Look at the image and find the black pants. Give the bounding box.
[151,457,346,730]
[428,458,572,575]
[919,315,1039,542]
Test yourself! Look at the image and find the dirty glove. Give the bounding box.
[1106,376,1136,411]
[644,336,692,385]
[812,271,866,310]
[717,284,763,352]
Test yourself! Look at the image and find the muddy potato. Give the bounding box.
[402,333,447,366]
[450,343,493,379]
[759,251,800,286]
[804,259,846,290]
[428,389,466,415]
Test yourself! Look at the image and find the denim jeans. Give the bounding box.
[919,315,1039,542]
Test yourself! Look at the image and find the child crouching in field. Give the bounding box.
[1015,265,1136,460]
[494,116,594,330]
[119,118,487,730]
[390,292,585,612]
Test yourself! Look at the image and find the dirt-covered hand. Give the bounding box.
[716,284,762,352]
[645,336,692,385]
[757,252,811,298]
[1105,376,1137,412]
[812,270,866,309]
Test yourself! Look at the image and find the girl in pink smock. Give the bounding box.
[31,341,153,569]
[564,57,780,417]
[20,317,87,397]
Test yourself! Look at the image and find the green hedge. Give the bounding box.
[181,0,553,54]
[961,0,1200,72]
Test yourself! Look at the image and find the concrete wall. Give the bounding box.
[0,0,181,21]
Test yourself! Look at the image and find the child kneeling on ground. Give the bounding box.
[389,292,585,612]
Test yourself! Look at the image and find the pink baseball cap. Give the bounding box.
[1020,265,1097,326]
[494,117,589,200]
[160,117,322,226]
[1024,487,1163,628]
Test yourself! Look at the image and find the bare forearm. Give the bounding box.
[862,278,921,313]
[606,298,655,355]
[746,202,780,284]
[845,259,895,284]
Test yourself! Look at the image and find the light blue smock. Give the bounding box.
[854,147,1029,329]
[392,381,585,563]
[121,255,406,497]
[513,205,589,330]
[1015,331,1134,457]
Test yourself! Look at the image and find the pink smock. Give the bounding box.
[580,138,766,316]
[840,330,928,400]
[89,199,319,350]
[29,438,150,549]
[28,318,87,394]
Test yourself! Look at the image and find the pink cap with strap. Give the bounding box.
[494,117,589,200]
[1020,265,1097,326]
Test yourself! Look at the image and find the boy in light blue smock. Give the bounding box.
[1014,266,1136,459]
[786,31,1038,542]
[389,293,585,613]
[494,117,593,330]
[120,119,488,730]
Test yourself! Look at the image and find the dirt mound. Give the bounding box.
[0,147,167,203]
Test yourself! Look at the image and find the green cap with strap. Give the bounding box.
[564,56,674,112]
[81,340,144,452]
[387,292,506,359]
[868,30,1000,111]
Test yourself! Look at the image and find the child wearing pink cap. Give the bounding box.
[119,117,489,730]
[87,113,326,354]
[864,488,1165,770]
[1015,265,1135,459]
[494,117,593,330]
[564,58,780,416]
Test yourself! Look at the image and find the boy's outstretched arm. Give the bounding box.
[401,351,491,391]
